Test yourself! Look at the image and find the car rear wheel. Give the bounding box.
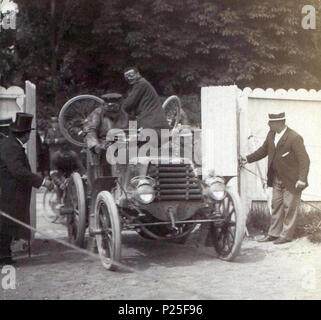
[66,172,87,248]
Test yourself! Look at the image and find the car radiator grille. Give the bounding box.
[148,163,202,201]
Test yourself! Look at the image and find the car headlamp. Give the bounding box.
[136,184,155,204]
[130,176,155,204]
[206,176,226,201]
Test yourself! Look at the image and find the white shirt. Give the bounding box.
[274,126,287,146]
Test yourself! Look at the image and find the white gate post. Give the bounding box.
[201,86,238,180]
[25,81,37,236]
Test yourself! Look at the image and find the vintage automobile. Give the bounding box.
[56,94,245,270]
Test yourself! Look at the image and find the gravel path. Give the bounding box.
[1,193,321,300]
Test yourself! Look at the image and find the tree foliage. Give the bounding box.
[0,0,320,126]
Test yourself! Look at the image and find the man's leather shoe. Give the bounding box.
[257,235,278,242]
[274,238,291,245]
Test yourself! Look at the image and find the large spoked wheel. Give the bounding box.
[59,95,104,147]
[66,172,87,248]
[210,188,245,261]
[162,95,181,130]
[42,187,61,223]
[94,191,121,271]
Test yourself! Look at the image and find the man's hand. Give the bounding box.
[43,178,54,191]
[295,180,306,189]
[239,156,248,166]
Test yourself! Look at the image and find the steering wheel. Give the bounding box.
[161,95,181,130]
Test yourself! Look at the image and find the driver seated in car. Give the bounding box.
[83,93,129,183]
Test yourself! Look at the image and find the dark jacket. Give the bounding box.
[122,77,169,130]
[51,149,85,177]
[45,128,66,154]
[247,127,310,194]
[83,107,129,149]
[0,135,43,239]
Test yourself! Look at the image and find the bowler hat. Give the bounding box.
[10,112,35,132]
[268,112,286,121]
[0,117,12,127]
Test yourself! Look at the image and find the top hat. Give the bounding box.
[101,93,123,112]
[10,112,35,132]
[0,117,13,127]
[268,112,286,122]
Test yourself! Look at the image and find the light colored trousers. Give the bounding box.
[268,177,301,240]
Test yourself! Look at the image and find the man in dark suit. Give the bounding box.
[0,117,12,199]
[0,113,53,265]
[122,67,170,146]
[242,112,310,244]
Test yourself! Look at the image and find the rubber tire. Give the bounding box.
[67,172,87,248]
[211,187,246,261]
[94,191,122,271]
[59,95,104,147]
[161,95,181,130]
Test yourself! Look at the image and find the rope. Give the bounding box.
[0,209,214,299]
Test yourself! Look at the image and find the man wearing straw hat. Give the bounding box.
[0,113,53,265]
[242,112,310,244]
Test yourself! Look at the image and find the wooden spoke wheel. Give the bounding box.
[210,188,245,261]
[66,172,87,248]
[59,95,104,147]
[94,191,121,271]
[162,95,181,130]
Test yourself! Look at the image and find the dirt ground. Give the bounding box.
[1,193,321,300]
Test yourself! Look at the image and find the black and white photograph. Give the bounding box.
[0,0,321,302]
